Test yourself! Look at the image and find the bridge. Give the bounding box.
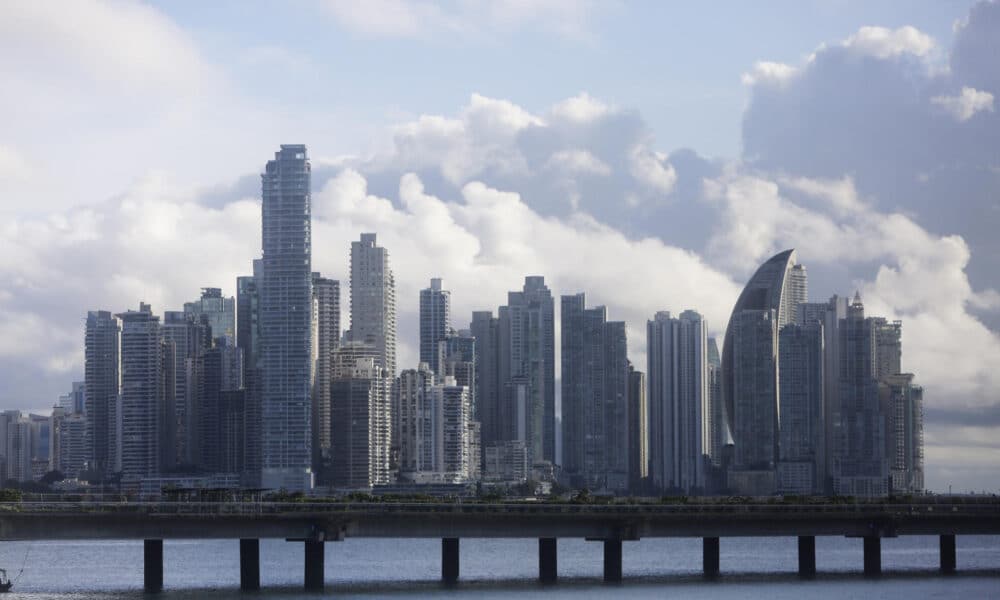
[2,499,998,592]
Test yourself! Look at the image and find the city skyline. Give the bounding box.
[2,2,999,494]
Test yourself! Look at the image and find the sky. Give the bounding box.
[1,0,998,493]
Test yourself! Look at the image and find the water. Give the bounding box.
[0,536,996,598]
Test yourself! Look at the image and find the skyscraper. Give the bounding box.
[721,249,804,495]
[881,373,924,493]
[397,364,435,478]
[777,322,825,494]
[627,362,648,492]
[330,356,391,489]
[198,338,244,473]
[84,310,120,476]
[499,277,556,468]
[833,293,888,497]
[311,273,340,478]
[161,311,210,467]
[184,288,236,343]
[349,233,397,377]
[236,263,263,486]
[798,295,848,492]
[647,310,709,494]
[117,303,167,487]
[470,311,500,460]
[561,294,629,491]
[259,144,314,491]
[706,337,724,467]
[420,278,450,375]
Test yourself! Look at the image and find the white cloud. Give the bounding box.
[550,92,612,122]
[628,146,676,194]
[842,25,936,59]
[931,86,995,121]
[546,149,612,176]
[741,61,798,86]
[704,171,1000,411]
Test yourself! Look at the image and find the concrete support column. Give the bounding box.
[539,538,557,584]
[144,539,163,593]
[703,537,720,579]
[940,534,956,575]
[603,538,622,583]
[304,541,325,591]
[798,536,816,578]
[240,539,260,591]
[863,536,881,577]
[442,538,460,584]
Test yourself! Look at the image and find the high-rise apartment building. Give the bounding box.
[349,233,396,377]
[311,273,340,478]
[259,144,314,491]
[236,262,263,485]
[184,288,236,343]
[420,278,450,375]
[499,277,556,469]
[777,322,825,494]
[881,373,924,493]
[161,311,210,467]
[561,294,629,491]
[798,295,848,493]
[627,362,648,492]
[198,339,244,473]
[833,293,888,497]
[84,310,120,476]
[470,311,500,460]
[647,310,709,493]
[117,303,168,487]
[330,357,391,489]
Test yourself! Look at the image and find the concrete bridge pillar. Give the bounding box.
[797,536,816,578]
[603,539,623,583]
[240,539,260,591]
[144,539,163,593]
[539,538,557,583]
[304,540,325,590]
[940,534,956,574]
[863,536,881,577]
[442,538,460,584]
[703,537,720,579]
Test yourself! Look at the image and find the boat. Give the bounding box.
[0,568,11,593]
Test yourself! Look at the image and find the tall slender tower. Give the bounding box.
[116,303,165,487]
[349,233,396,377]
[501,277,555,468]
[259,144,314,491]
[420,278,450,375]
[311,273,340,479]
[84,310,120,476]
[647,310,709,494]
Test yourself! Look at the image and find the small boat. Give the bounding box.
[0,568,11,593]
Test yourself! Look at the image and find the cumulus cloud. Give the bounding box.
[742,3,1000,299]
[704,173,1000,411]
[931,86,995,121]
[741,61,798,87]
[841,25,936,58]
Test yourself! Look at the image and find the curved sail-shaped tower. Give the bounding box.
[721,250,805,476]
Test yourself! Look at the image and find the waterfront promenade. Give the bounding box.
[1,499,997,591]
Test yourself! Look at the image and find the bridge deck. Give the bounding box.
[2,502,999,541]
